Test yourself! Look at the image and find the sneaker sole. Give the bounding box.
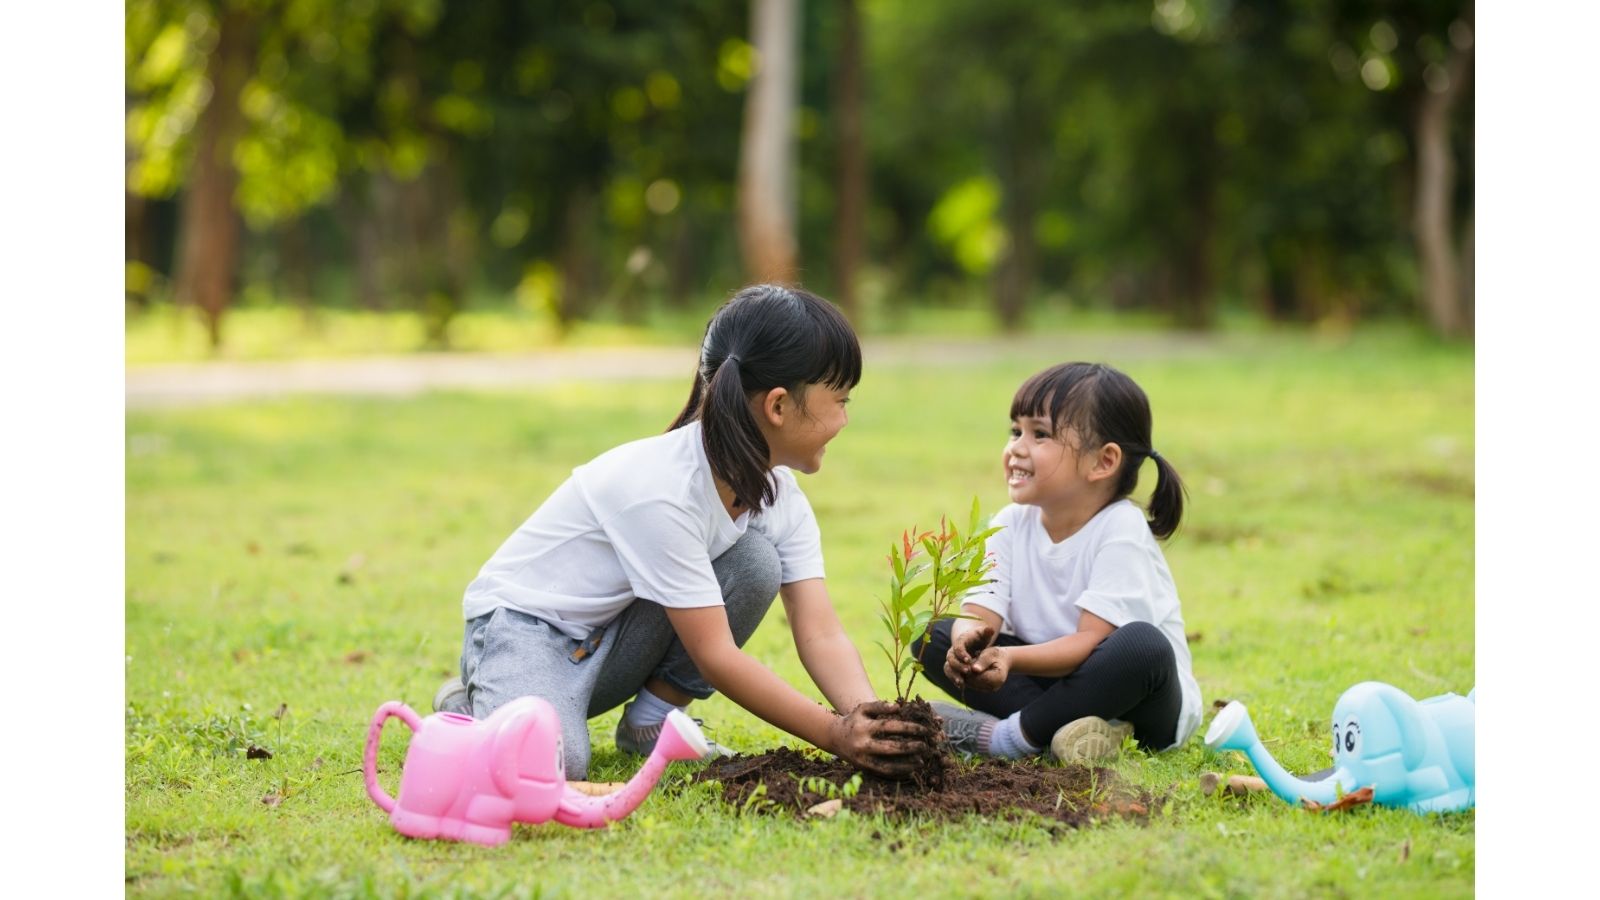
[1050,717,1134,762]
[433,678,468,714]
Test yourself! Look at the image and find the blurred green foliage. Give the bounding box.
[125,0,1473,347]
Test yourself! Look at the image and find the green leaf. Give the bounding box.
[902,583,931,607]
[874,642,897,669]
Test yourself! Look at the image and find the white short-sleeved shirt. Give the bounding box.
[964,499,1202,748]
[461,420,825,639]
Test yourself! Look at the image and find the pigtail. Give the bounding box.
[701,355,776,511]
[1145,452,1187,540]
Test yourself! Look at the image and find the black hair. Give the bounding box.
[1010,362,1187,539]
[670,284,862,511]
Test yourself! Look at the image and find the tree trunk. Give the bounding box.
[1413,5,1473,338]
[1261,240,1303,321]
[1172,112,1217,330]
[737,0,800,284]
[126,189,150,309]
[667,216,697,309]
[558,186,598,330]
[1458,210,1474,334]
[338,178,386,310]
[172,7,253,350]
[278,216,316,321]
[994,104,1043,331]
[832,0,866,320]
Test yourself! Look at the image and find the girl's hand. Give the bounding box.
[944,625,996,689]
[965,645,1010,692]
[828,701,938,777]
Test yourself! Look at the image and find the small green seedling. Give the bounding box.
[794,772,863,802]
[875,497,1001,701]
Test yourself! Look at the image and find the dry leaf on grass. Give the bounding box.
[1302,786,1374,813]
[806,798,844,818]
[1201,772,1268,796]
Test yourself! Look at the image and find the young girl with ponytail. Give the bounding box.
[435,285,936,779]
[916,362,1203,762]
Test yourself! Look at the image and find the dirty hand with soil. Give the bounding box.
[828,700,941,778]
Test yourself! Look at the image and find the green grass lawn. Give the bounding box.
[125,329,1474,897]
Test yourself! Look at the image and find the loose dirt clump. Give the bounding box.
[882,698,952,791]
[692,744,1160,829]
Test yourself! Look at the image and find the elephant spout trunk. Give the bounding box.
[554,710,710,829]
[1205,701,1342,807]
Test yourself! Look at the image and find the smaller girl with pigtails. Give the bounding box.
[914,362,1203,762]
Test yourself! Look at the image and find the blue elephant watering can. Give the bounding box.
[1205,682,1474,814]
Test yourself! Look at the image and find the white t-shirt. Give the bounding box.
[461,420,825,639]
[964,499,1202,748]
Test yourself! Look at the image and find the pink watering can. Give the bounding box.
[363,695,709,845]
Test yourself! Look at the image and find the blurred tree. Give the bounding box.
[738,0,799,284]
[1407,1,1474,337]
[126,0,446,347]
[124,0,1474,345]
[831,0,865,321]
[170,3,254,348]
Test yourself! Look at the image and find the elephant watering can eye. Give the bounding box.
[1341,721,1362,756]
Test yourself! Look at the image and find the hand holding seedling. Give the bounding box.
[943,624,996,689]
[829,700,940,777]
[876,497,1000,701]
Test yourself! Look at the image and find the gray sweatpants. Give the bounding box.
[457,531,783,778]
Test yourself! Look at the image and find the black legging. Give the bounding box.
[913,618,1182,750]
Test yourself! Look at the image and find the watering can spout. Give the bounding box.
[1205,701,1341,807]
[554,709,711,829]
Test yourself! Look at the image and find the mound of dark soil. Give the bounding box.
[881,697,951,791]
[692,745,1159,828]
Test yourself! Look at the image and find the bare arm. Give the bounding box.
[969,609,1118,684]
[663,604,933,773]
[779,578,876,713]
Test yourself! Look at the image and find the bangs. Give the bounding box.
[798,290,863,390]
[1009,363,1103,438]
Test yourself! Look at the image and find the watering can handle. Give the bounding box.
[363,701,423,813]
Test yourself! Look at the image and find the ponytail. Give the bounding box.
[1145,451,1187,540]
[669,284,862,512]
[670,364,705,433]
[701,355,776,510]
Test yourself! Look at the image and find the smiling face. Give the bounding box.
[1003,415,1096,505]
[763,383,851,474]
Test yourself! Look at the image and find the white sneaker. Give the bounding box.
[1049,717,1134,762]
